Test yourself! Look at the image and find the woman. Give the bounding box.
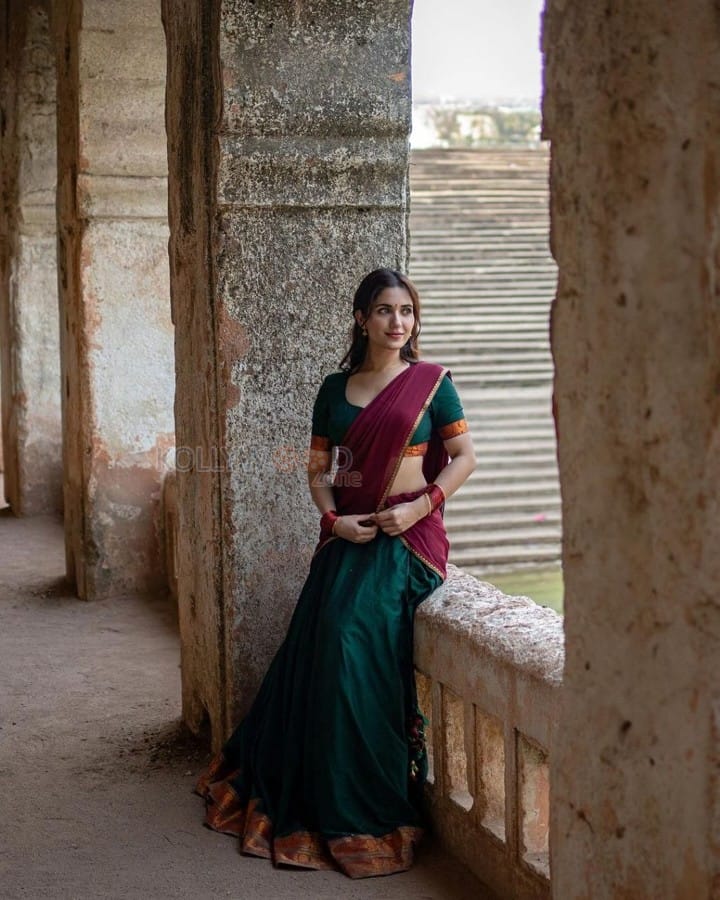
[196,268,476,878]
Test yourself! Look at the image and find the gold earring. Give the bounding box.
[361,325,367,337]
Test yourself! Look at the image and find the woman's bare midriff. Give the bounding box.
[386,456,427,497]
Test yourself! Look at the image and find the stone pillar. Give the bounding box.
[0,0,62,515]
[54,0,174,599]
[544,2,720,896]
[163,0,411,744]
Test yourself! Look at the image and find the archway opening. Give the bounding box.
[409,0,562,612]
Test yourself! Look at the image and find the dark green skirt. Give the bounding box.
[196,529,442,878]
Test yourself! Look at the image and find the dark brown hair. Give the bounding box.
[339,268,422,372]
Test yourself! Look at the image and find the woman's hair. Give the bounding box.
[339,268,422,372]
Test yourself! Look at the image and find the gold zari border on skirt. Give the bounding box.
[196,753,423,878]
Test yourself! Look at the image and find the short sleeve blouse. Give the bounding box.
[310,369,467,450]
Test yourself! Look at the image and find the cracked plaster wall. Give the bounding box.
[53,0,174,599]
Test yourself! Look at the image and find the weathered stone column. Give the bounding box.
[544,2,720,896]
[53,0,174,599]
[0,1,62,515]
[163,1,411,744]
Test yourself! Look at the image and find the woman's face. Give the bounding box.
[358,286,415,351]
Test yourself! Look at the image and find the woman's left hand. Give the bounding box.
[373,498,425,537]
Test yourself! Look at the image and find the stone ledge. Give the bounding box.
[76,175,169,220]
[416,564,564,686]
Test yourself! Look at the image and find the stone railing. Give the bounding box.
[414,565,564,900]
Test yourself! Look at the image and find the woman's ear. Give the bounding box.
[354,310,365,329]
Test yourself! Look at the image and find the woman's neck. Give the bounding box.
[358,347,406,374]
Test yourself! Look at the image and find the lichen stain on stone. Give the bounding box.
[155,430,175,467]
[151,431,175,482]
[98,457,158,507]
[217,303,249,408]
[84,436,167,595]
[675,847,708,900]
[79,253,103,352]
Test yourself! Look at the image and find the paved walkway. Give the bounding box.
[0,497,487,900]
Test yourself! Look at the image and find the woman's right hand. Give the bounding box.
[334,514,378,544]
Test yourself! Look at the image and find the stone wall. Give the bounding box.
[163,0,413,744]
[53,0,174,598]
[0,0,62,515]
[543,2,720,896]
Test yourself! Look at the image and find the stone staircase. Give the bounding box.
[408,148,561,573]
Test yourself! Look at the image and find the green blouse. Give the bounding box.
[311,370,466,448]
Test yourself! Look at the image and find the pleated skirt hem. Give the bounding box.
[195,753,424,879]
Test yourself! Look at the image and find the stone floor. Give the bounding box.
[0,486,489,900]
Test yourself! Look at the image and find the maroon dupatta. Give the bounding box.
[316,361,452,579]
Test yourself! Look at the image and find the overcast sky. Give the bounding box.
[411,0,545,105]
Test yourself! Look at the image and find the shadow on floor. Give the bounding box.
[0,506,491,899]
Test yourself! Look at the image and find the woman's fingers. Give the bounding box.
[353,515,377,540]
[333,514,384,543]
[377,511,417,536]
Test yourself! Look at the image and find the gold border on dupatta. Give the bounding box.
[398,534,446,580]
[377,365,449,581]
[376,366,449,512]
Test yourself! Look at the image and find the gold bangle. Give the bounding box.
[423,493,432,517]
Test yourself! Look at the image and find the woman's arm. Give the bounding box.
[307,448,335,514]
[373,432,477,536]
[433,431,477,500]
[307,447,378,543]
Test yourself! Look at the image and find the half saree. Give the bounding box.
[196,361,468,878]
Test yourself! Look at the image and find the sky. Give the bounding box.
[411,0,545,105]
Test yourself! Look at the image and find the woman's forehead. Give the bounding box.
[372,286,412,307]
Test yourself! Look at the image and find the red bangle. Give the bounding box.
[425,483,445,513]
[320,510,339,540]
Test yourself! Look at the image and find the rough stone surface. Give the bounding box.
[418,565,564,687]
[53,0,174,599]
[163,0,412,745]
[543,3,720,897]
[0,0,62,515]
